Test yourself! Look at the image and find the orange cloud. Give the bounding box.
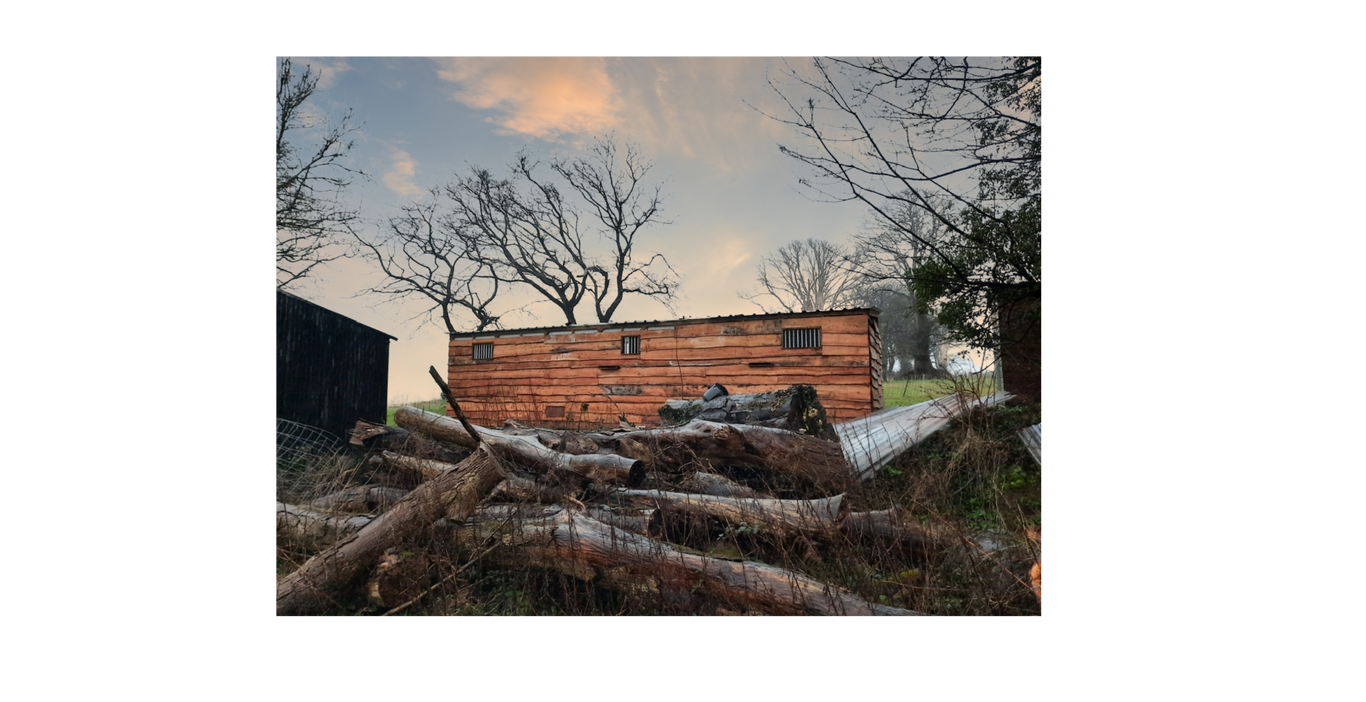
[432,58,621,140]
[383,148,421,197]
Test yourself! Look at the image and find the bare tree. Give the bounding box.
[552,137,679,322]
[857,284,911,376]
[352,194,509,334]
[444,156,593,324]
[276,57,367,290]
[848,197,952,375]
[441,138,679,325]
[740,238,867,313]
[765,57,1041,352]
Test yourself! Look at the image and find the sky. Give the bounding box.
[281,57,902,404]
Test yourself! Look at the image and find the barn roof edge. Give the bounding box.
[278,290,398,341]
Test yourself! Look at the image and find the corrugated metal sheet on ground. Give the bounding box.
[1018,423,1041,466]
[835,391,1013,480]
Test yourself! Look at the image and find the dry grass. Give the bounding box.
[278,388,1041,616]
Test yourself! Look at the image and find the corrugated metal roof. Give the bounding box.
[278,290,398,340]
[448,307,882,339]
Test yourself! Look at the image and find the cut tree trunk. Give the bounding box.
[393,407,645,488]
[604,489,845,539]
[595,420,853,492]
[447,508,917,616]
[375,451,472,481]
[306,485,410,514]
[489,475,567,504]
[277,502,373,549]
[276,446,506,616]
[683,471,760,498]
[659,384,837,441]
[840,508,945,559]
[349,420,470,465]
[395,406,850,492]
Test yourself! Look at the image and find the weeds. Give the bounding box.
[281,384,1041,616]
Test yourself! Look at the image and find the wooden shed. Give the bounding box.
[998,297,1041,404]
[447,308,883,428]
[277,290,397,442]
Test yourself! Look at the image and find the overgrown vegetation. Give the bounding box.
[279,393,1040,616]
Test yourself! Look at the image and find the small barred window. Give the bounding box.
[782,328,821,349]
[473,342,494,360]
[622,335,641,355]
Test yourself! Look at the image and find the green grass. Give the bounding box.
[386,399,447,426]
[882,376,997,408]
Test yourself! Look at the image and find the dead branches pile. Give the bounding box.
[275,396,979,615]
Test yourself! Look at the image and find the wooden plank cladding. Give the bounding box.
[448,308,882,429]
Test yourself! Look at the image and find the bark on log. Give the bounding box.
[306,485,410,514]
[683,471,760,498]
[393,407,645,488]
[489,475,567,504]
[396,406,850,491]
[350,420,470,464]
[447,508,916,616]
[584,506,652,535]
[659,384,838,441]
[276,446,506,616]
[604,489,845,538]
[840,508,945,559]
[277,502,373,548]
[594,420,853,492]
[375,451,468,481]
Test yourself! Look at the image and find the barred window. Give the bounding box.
[782,328,821,349]
[622,335,641,355]
[473,342,494,360]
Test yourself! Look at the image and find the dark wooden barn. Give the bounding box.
[277,290,396,442]
[447,308,883,428]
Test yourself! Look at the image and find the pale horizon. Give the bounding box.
[279,57,968,404]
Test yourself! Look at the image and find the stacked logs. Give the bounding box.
[277,406,958,616]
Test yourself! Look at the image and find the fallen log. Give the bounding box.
[277,502,373,548]
[840,508,945,559]
[684,471,760,498]
[584,506,652,535]
[489,475,567,504]
[595,420,853,492]
[393,407,645,488]
[276,446,506,616]
[306,485,410,514]
[375,451,467,481]
[396,407,850,491]
[349,420,470,464]
[447,508,916,616]
[660,384,838,441]
[604,489,845,538]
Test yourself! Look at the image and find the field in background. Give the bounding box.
[387,399,446,426]
[882,375,997,408]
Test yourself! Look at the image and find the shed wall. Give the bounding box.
[448,311,878,428]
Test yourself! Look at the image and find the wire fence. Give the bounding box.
[276,418,365,503]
